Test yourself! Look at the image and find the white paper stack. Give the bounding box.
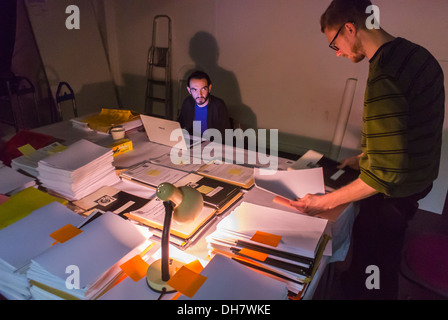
[206,202,331,295]
[0,202,84,300]
[25,211,152,300]
[37,139,120,200]
[11,142,67,177]
[0,166,36,196]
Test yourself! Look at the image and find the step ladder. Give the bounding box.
[145,15,172,120]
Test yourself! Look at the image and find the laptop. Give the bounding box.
[140,115,203,150]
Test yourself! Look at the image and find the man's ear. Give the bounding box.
[345,22,357,36]
[187,87,191,95]
[208,84,212,92]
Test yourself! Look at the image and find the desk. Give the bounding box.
[29,120,356,300]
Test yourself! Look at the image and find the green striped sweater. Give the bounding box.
[359,37,445,197]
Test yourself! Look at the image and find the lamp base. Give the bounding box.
[146,258,185,293]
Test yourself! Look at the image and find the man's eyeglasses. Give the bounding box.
[329,24,344,51]
[328,22,355,51]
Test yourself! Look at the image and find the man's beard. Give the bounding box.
[195,93,210,106]
[350,39,366,63]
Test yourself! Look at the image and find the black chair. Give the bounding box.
[55,81,78,122]
[0,75,40,132]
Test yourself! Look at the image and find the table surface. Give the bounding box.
[31,119,356,300]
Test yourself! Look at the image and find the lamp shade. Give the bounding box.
[156,182,203,224]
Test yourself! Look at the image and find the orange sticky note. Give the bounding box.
[184,259,204,273]
[120,255,150,282]
[49,224,82,243]
[167,264,207,298]
[251,231,282,247]
[239,248,269,262]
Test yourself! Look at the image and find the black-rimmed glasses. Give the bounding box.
[329,24,344,51]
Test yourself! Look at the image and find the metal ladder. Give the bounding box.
[145,15,172,119]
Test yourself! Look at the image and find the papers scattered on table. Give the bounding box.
[25,212,152,300]
[37,139,120,200]
[206,201,330,296]
[0,202,84,299]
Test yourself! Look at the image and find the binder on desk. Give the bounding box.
[197,162,254,189]
[174,173,243,211]
[125,197,217,241]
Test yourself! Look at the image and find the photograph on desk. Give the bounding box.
[206,202,331,297]
[72,185,151,217]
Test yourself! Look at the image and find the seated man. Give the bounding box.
[177,70,231,137]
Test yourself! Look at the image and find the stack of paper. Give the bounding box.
[0,202,84,300]
[178,254,288,300]
[11,142,67,177]
[25,211,152,300]
[37,139,120,200]
[206,202,331,296]
[0,166,36,196]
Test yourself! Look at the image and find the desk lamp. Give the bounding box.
[146,182,203,293]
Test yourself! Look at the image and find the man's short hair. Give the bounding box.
[320,0,373,32]
[187,70,212,87]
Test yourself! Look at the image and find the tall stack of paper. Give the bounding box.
[26,211,152,300]
[0,202,84,300]
[206,202,331,296]
[37,139,120,200]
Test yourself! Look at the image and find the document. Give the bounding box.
[119,161,188,188]
[198,162,254,189]
[254,167,325,200]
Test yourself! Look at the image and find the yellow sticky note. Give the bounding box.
[49,224,82,243]
[120,255,149,282]
[227,168,242,176]
[251,231,282,247]
[18,144,36,156]
[167,265,207,298]
[239,248,269,262]
[146,169,161,176]
[196,185,214,195]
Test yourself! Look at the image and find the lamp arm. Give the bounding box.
[161,200,174,282]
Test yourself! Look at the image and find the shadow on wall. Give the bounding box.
[179,31,257,131]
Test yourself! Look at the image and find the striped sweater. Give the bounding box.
[359,37,445,197]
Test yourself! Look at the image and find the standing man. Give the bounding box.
[177,70,231,137]
[290,0,445,299]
